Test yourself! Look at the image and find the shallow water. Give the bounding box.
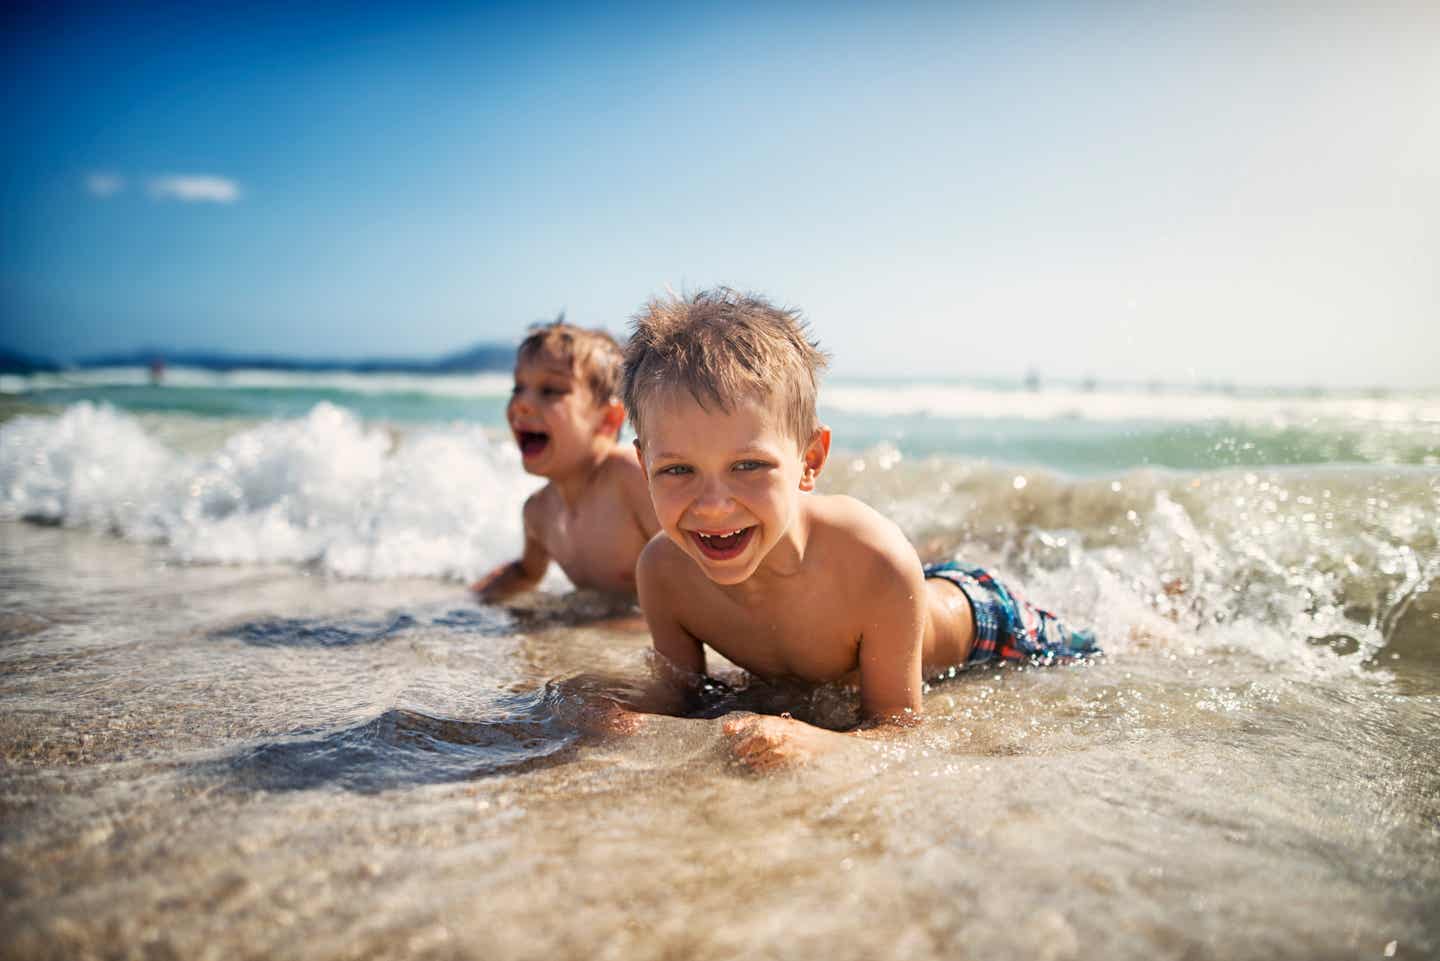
[3,491,1438,958]
[2,393,1438,958]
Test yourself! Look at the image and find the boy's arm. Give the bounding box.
[723,550,925,771]
[635,537,710,710]
[549,541,710,737]
[471,496,550,602]
[855,561,927,724]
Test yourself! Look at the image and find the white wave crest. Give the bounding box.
[0,402,550,581]
[821,383,1440,426]
[0,367,515,398]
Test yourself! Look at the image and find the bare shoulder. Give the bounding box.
[807,494,922,587]
[809,493,916,557]
[589,445,644,499]
[598,445,659,531]
[598,442,641,474]
[521,483,558,529]
[636,531,692,589]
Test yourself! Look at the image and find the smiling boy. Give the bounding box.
[472,320,659,602]
[623,290,1097,768]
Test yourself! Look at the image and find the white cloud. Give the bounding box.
[147,175,241,204]
[85,172,126,197]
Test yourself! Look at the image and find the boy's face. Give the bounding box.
[636,389,828,586]
[507,349,613,477]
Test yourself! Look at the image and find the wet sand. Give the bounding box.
[2,520,1438,961]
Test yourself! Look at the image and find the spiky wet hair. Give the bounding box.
[622,289,829,447]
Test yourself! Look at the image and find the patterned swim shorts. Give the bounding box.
[923,561,1099,666]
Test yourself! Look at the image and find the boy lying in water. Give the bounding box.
[618,289,1097,769]
[472,320,659,602]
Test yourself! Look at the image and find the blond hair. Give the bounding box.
[518,316,624,406]
[622,289,829,446]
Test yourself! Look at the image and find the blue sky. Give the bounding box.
[3,0,1437,387]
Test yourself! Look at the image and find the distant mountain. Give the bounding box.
[0,348,61,374]
[430,342,516,373]
[73,341,517,375]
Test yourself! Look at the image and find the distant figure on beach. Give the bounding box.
[619,290,1098,769]
[471,320,659,602]
[149,356,165,386]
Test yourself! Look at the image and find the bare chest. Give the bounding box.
[687,585,862,684]
[538,498,647,593]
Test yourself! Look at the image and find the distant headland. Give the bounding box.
[0,349,63,375]
[0,341,516,376]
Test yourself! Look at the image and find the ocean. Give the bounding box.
[2,369,1437,960]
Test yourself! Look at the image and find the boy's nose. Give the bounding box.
[692,479,735,517]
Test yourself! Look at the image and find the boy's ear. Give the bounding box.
[600,399,626,438]
[798,426,831,492]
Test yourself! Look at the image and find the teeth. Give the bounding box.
[699,529,744,539]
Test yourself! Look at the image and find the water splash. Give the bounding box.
[1,402,546,581]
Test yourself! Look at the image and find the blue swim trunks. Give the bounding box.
[923,561,1099,666]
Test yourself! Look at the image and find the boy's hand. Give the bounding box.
[471,559,542,603]
[583,699,650,737]
[469,562,513,599]
[473,528,549,603]
[545,675,655,738]
[720,713,851,772]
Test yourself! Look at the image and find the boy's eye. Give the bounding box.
[656,464,692,477]
[541,386,569,397]
[733,460,770,472]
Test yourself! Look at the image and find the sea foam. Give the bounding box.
[823,382,1440,426]
[0,402,553,582]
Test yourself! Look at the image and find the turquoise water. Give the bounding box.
[9,383,508,424]
[7,368,1439,475]
[2,366,1438,959]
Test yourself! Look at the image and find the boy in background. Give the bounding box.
[623,290,1096,768]
[472,320,659,602]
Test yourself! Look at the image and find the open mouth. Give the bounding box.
[515,430,549,457]
[689,527,756,560]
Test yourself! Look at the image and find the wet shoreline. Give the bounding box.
[3,521,1437,960]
